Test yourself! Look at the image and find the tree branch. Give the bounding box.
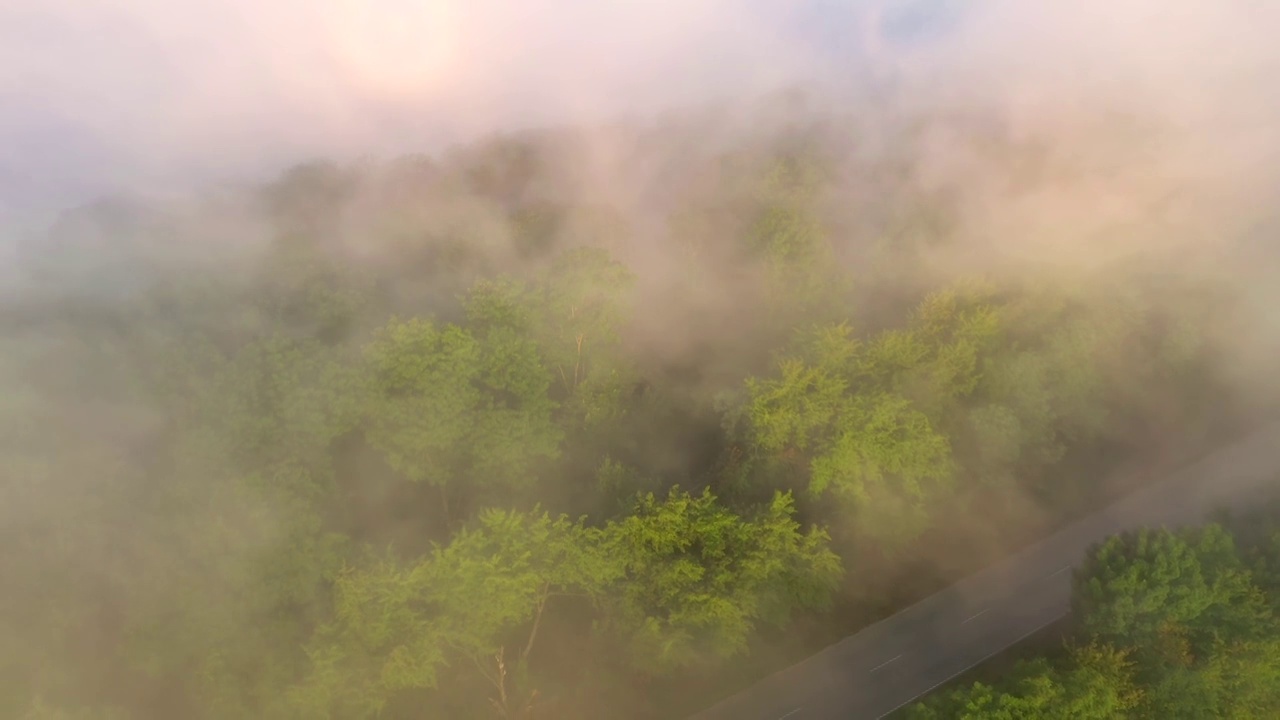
[521,583,551,662]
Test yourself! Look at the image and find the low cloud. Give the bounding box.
[2,0,853,201]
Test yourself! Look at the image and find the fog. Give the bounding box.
[8,0,1278,275]
[4,1,1280,719]
[7,1,1277,204]
[2,0,859,205]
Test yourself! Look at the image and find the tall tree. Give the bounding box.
[739,317,956,542]
[1073,526,1272,657]
[362,317,562,519]
[290,509,615,719]
[599,488,842,675]
[747,155,850,326]
[465,247,636,427]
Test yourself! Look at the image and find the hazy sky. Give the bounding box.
[0,1,977,214]
[3,0,1277,218]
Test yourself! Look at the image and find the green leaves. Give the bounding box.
[429,508,616,653]
[745,357,847,454]
[908,646,1140,720]
[293,488,842,715]
[9,109,1260,720]
[196,334,366,486]
[463,246,637,428]
[810,393,953,502]
[601,488,841,674]
[363,316,561,495]
[968,281,1178,487]
[747,172,848,322]
[914,521,1280,720]
[739,291,985,540]
[1073,526,1271,655]
[293,508,616,718]
[364,318,483,485]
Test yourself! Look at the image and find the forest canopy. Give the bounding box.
[2,88,1277,720]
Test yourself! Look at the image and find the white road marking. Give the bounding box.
[1047,565,1071,579]
[777,709,802,719]
[962,608,990,625]
[870,654,903,673]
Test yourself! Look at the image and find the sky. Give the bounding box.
[2,0,1278,223]
[0,1,963,216]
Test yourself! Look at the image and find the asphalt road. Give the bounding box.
[690,420,1280,720]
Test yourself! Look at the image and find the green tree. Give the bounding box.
[968,283,1149,491]
[1206,638,1280,719]
[600,488,841,675]
[861,284,1001,422]
[741,318,956,541]
[747,155,849,324]
[290,509,615,719]
[907,518,1280,719]
[908,644,1140,720]
[465,247,636,428]
[362,317,561,518]
[191,334,366,487]
[249,232,373,345]
[1073,526,1271,656]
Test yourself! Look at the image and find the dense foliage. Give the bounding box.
[908,515,1280,719]
[1,105,1264,719]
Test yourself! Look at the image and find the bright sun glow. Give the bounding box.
[320,0,462,96]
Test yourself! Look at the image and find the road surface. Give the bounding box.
[690,420,1280,720]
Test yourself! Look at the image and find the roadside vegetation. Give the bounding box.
[909,502,1280,719]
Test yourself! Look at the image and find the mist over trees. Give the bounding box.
[2,83,1277,720]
